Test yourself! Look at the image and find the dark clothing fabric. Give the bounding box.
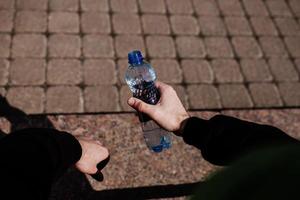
[0,115,298,199]
[191,144,300,200]
[181,115,300,200]
[182,115,299,166]
[0,128,81,199]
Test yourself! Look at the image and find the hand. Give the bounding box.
[128,81,190,135]
[75,137,109,175]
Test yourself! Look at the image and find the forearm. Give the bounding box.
[182,115,299,166]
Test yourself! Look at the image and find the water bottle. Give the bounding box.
[125,50,172,153]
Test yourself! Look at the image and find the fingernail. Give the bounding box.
[128,98,134,106]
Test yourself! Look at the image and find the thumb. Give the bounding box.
[128,97,155,115]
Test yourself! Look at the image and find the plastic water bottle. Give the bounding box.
[125,50,172,153]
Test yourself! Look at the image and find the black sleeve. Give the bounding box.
[182,115,299,166]
[0,128,82,199]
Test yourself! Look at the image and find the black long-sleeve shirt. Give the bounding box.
[182,115,299,166]
[0,115,298,199]
[0,128,81,199]
[182,116,300,200]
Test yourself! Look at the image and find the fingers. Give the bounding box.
[127,97,155,115]
[99,146,109,161]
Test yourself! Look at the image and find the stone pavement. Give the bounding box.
[0,0,299,114]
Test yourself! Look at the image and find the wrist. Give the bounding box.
[174,113,190,136]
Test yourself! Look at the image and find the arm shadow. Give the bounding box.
[0,96,54,133]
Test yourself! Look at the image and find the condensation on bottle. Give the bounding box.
[125,50,172,153]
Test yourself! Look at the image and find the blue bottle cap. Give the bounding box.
[128,50,144,65]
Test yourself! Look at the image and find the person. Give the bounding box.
[128,82,300,200]
[0,81,299,199]
[0,129,109,199]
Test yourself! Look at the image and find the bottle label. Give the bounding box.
[133,81,160,123]
[133,81,160,105]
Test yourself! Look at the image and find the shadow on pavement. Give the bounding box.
[0,95,200,200]
[51,167,201,200]
[0,96,54,132]
[88,182,200,200]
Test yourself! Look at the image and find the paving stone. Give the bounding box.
[139,0,166,14]
[198,16,227,36]
[192,0,220,16]
[0,34,10,58]
[231,37,263,58]
[7,87,45,114]
[250,17,278,36]
[46,86,83,113]
[268,58,299,81]
[275,18,300,36]
[265,0,293,17]
[84,86,119,112]
[0,59,8,86]
[81,12,111,34]
[49,34,81,58]
[289,0,300,17]
[80,0,109,12]
[259,36,288,58]
[225,17,253,36]
[187,84,221,109]
[242,0,269,16]
[217,0,245,16]
[117,59,129,84]
[240,59,273,82]
[120,85,134,111]
[111,0,138,13]
[176,36,206,58]
[204,37,234,58]
[16,0,47,10]
[218,84,253,108]
[12,34,46,58]
[165,0,193,14]
[181,59,214,83]
[112,13,141,34]
[83,59,117,85]
[15,11,47,33]
[278,82,300,106]
[172,85,189,108]
[284,37,300,58]
[0,11,13,32]
[83,35,114,58]
[10,59,45,85]
[146,36,176,58]
[249,83,283,107]
[50,0,78,11]
[211,59,244,83]
[170,15,200,35]
[141,14,170,35]
[47,59,82,85]
[0,0,14,9]
[115,35,146,58]
[49,12,79,33]
[150,59,182,83]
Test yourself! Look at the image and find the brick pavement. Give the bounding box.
[0,0,299,114]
